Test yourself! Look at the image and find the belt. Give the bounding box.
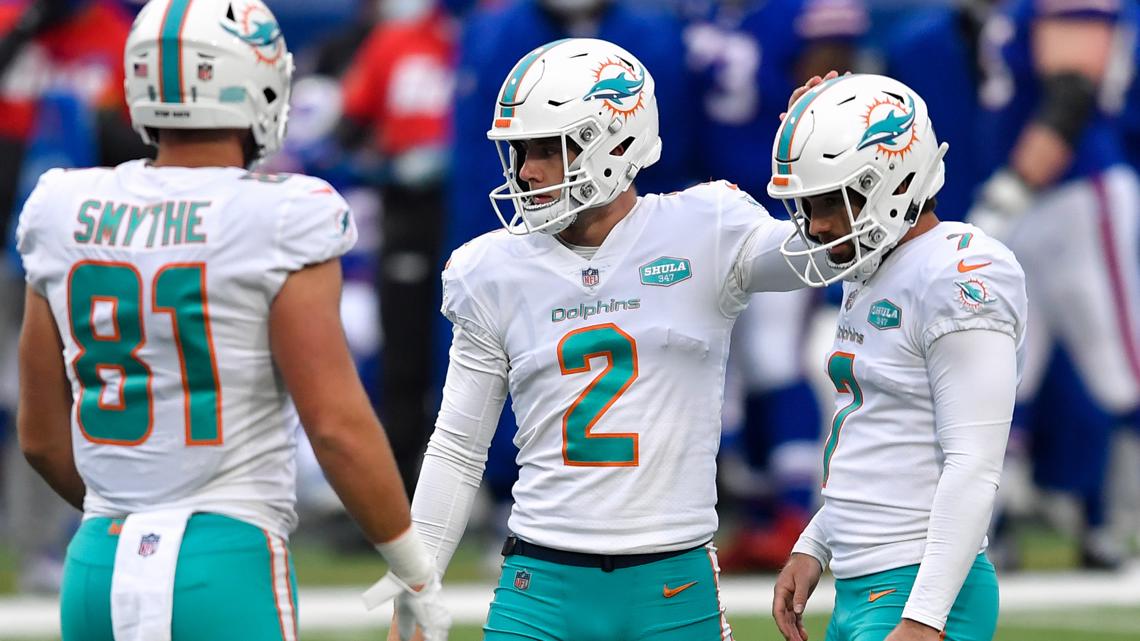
[501,535,702,573]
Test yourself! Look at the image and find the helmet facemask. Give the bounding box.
[489,122,608,235]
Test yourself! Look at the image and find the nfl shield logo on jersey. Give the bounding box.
[514,569,531,591]
[582,268,600,287]
[137,533,161,557]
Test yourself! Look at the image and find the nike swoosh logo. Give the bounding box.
[663,581,698,598]
[957,259,991,273]
[868,589,897,602]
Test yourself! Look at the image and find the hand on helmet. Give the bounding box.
[965,169,1035,242]
[782,70,845,121]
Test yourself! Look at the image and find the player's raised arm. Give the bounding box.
[17,287,85,511]
[968,12,1115,237]
[269,258,449,640]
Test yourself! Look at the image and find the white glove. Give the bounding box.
[965,169,1035,241]
[363,572,452,641]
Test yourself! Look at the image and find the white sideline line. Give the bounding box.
[1,563,1139,637]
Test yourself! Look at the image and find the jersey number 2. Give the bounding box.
[557,323,639,466]
[823,351,863,486]
[68,261,222,446]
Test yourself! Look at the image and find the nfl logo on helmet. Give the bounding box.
[137,533,161,557]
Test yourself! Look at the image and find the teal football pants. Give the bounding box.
[826,553,999,641]
[485,544,731,641]
[61,513,298,641]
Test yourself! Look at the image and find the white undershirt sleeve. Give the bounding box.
[410,323,508,572]
[791,505,832,570]
[902,329,1016,630]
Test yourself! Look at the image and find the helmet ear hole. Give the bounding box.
[610,136,635,157]
[263,88,278,104]
[893,172,916,196]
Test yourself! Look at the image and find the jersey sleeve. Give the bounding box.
[708,181,806,312]
[271,178,357,279]
[916,242,1027,354]
[15,169,64,295]
[440,239,500,343]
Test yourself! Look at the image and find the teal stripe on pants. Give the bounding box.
[61,513,298,641]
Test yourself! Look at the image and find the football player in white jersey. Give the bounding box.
[14,1,448,640]
[388,37,820,641]
[767,73,1027,641]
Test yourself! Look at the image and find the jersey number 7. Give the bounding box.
[557,323,639,467]
[67,261,221,446]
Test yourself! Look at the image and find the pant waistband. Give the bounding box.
[501,535,701,572]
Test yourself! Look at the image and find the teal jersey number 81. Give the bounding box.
[68,261,222,446]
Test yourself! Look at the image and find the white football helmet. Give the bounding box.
[488,38,662,235]
[768,74,948,287]
[124,0,294,164]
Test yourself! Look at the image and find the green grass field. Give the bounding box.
[4,527,1138,640]
[289,608,1140,641]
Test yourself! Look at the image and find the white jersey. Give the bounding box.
[16,159,357,537]
[440,181,801,554]
[815,221,1026,578]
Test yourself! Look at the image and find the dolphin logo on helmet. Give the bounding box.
[857,95,916,152]
[583,70,645,103]
[221,17,282,49]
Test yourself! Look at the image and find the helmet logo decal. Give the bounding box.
[221,2,284,65]
[857,94,918,160]
[583,58,645,119]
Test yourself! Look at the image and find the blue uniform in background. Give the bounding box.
[978,0,1135,182]
[885,4,987,221]
[976,0,1140,559]
[1123,32,1140,170]
[683,0,866,210]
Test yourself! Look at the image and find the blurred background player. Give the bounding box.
[769,72,1026,641]
[966,0,1140,570]
[681,0,869,572]
[14,1,448,639]
[339,0,457,496]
